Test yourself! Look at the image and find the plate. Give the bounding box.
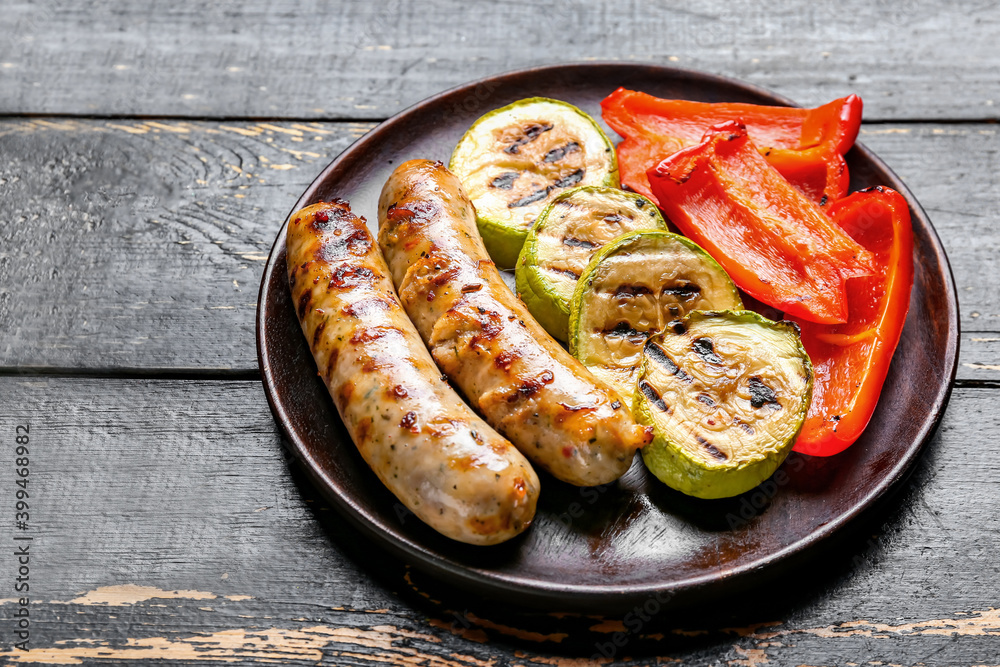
[256,63,958,613]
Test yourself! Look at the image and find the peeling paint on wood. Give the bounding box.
[51,585,220,606]
[458,612,568,644]
[3,5,999,664]
[1,378,998,665]
[748,607,1000,640]
[0,625,457,666]
[0,121,997,372]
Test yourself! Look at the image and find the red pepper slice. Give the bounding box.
[647,121,875,324]
[790,187,914,456]
[601,88,861,207]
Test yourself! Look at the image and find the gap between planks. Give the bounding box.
[0,367,260,381]
[0,112,996,125]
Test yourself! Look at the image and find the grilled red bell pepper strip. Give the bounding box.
[790,187,914,456]
[647,121,875,324]
[601,88,861,208]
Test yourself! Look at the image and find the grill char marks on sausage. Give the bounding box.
[468,307,505,350]
[328,265,377,290]
[288,196,541,545]
[312,320,327,348]
[344,228,372,256]
[350,326,401,345]
[399,411,419,432]
[431,267,461,287]
[297,290,312,319]
[506,370,555,404]
[494,349,521,373]
[341,296,393,318]
[307,201,352,232]
[314,218,373,261]
[377,159,653,488]
[336,380,354,410]
[384,199,441,240]
[325,347,340,378]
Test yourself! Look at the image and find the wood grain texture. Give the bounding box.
[2,4,994,664]
[960,333,1000,384]
[0,120,994,374]
[0,118,373,372]
[1,0,998,121]
[0,377,997,664]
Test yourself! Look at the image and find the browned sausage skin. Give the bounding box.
[287,199,539,545]
[378,160,652,486]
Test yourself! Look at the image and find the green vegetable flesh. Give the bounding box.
[569,231,743,409]
[516,186,666,340]
[636,310,813,499]
[449,98,618,268]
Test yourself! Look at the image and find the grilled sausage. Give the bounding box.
[377,160,653,486]
[286,199,539,545]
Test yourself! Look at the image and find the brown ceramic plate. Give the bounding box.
[256,63,958,613]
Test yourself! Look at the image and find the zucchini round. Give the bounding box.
[449,98,619,268]
[635,310,813,500]
[568,231,743,410]
[516,186,667,340]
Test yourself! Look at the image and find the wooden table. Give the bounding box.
[1,2,998,664]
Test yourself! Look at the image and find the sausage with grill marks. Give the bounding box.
[377,160,653,486]
[286,199,539,545]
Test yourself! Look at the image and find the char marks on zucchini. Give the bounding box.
[449,98,619,269]
[543,142,581,163]
[566,230,741,412]
[635,310,812,500]
[638,380,669,413]
[644,341,691,383]
[503,122,553,154]
[517,187,667,341]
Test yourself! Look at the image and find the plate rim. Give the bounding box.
[256,61,960,610]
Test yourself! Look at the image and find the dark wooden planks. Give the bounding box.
[1,0,998,121]
[0,376,997,665]
[0,118,373,372]
[960,332,1000,384]
[1,120,997,375]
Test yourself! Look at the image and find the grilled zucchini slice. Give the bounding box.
[569,231,743,410]
[516,186,667,340]
[636,310,812,499]
[450,98,619,268]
